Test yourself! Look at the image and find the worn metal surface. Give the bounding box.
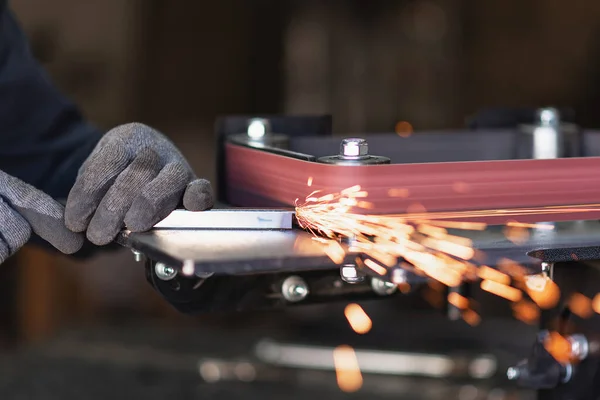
[119,219,600,276]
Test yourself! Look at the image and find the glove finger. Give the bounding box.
[124,162,191,232]
[0,172,84,254]
[65,141,131,233]
[183,178,214,211]
[0,198,31,263]
[86,148,161,245]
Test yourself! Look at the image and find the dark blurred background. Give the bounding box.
[1,0,598,398]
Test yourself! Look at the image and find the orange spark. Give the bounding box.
[357,201,375,209]
[363,258,387,275]
[478,266,511,286]
[462,309,481,326]
[506,221,554,230]
[324,241,346,264]
[512,300,540,325]
[480,279,522,302]
[448,292,469,309]
[543,332,572,364]
[503,223,530,245]
[388,188,410,198]
[395,121,413,137]
[294,186,600,330]
[568,293,593,319]
[593,293,600,314]
[452,181,470,194]
[333,345,363,392]
[307,176,313,187]
[341,185,362,195]
[406,203,427,214]
[344,303,372,334]
[524,274,560,309]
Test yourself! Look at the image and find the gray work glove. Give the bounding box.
[0,171,84,263]
[65,122,214,246]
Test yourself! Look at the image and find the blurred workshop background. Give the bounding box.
[1,0,599,398]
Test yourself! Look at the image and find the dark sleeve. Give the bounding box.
[0,1,102,199]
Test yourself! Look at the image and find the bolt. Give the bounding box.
[340,264,365,284]
[155,262,177,281]
[506,367,520,381]
[247,118,271,139]
[540,262,554,280]
[340,138,369,158]
[370,277,397,296]
[281,276,309,302]
[537,107,560,127]
[132,249,143,262]
[569,334,589,360]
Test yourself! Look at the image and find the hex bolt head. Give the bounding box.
[155,262,177,281]
[281,276,309,302]
[537,107,560,127]
[247,118,271,139]
[340,264,365,284]
[340,138,369,158]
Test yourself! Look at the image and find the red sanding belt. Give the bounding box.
[225,143,600,225]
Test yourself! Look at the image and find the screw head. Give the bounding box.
[370,277,397,295]
[132,249,143,262]
[340,138,368,158]
[506,367,520,380]
[281,276,309,302]
[155,262,177,281]
[569,334,589,360]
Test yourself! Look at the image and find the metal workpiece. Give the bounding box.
[153,208,294,230]
[517,106,582,159]
[317,137,391,165]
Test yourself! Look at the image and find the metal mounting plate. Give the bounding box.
[117,216,600,277]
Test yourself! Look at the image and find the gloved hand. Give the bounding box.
[0,170,84,263]
[65,122,214,246]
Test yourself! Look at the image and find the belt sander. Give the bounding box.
[117,109,600,397]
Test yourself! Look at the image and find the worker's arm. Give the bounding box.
[0,2,102,198]
[0,3,213,264]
